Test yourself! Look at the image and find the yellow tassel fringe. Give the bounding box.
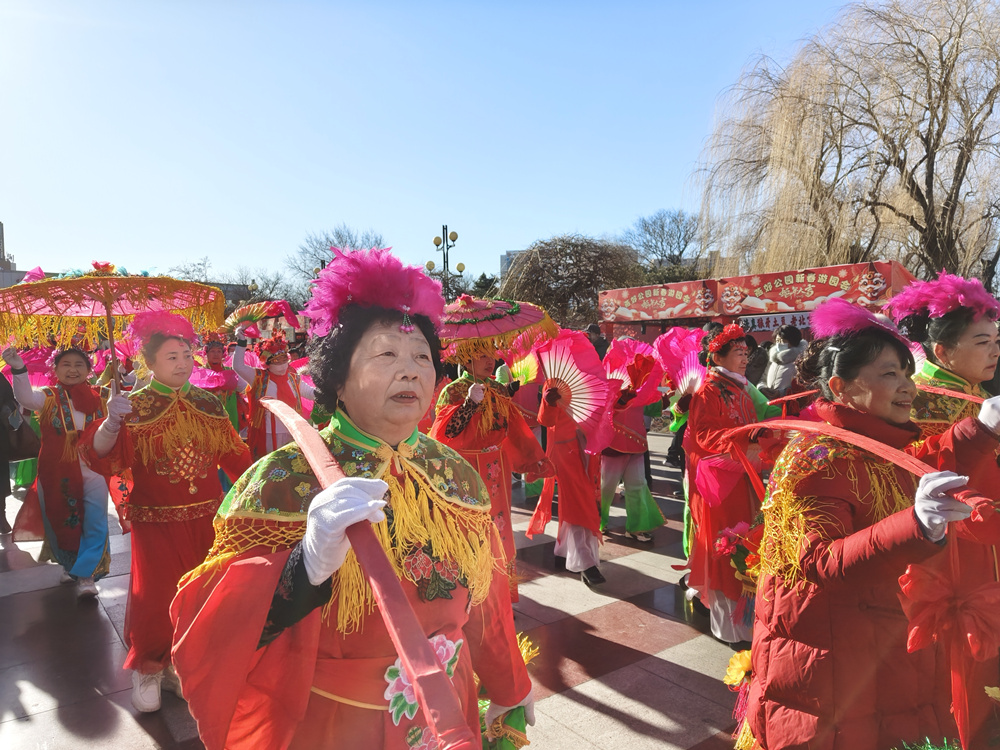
[326,467,502,634]
[129,399,245,466]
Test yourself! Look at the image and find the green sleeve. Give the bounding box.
[748,383,781,419]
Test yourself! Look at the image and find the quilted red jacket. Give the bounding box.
[747,400,1000,749]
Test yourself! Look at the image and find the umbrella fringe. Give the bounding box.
[442,316,559,365]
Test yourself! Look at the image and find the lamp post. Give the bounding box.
[426,225,464,301]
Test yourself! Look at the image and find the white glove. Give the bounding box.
[301,477,388,586]
[978,394,1000,434]
[104,394,133,431]
[914,471,972,542]
[468,383,486,404]
[2,347,24,369]
[484,687,535,739]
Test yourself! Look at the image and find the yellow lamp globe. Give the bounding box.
[425,261,436,271]
[455,262,466,273]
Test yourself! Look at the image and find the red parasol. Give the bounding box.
[439,295,558,364]
[535,330,619,453]
[259,399,479,750]
[0,263,224,388]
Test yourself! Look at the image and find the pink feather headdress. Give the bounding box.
[811,298,907,343]
[304,247,445,337]
[884,271,1000,322]
[126,311,196,347]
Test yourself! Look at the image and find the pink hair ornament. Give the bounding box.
[126,311,196,347]
[884,271,1000,323]
[303,247,445,337]
[810,297,907,343]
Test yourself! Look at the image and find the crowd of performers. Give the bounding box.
[4,254,1000,748]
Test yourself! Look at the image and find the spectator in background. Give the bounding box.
[758,324,807,398]
[743,334,768,386]
[586,323,609,360]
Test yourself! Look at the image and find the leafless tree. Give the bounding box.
[168,256,214,283]
[621,209,702,267]
[700,0,1000,286]
[286,223,385,280]
[498,235,644,328]
[219,266,310,311]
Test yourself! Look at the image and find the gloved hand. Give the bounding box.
[543,387,561,405]
[302,477,389,586]
[467,383,486,404]
[914,471,972,542]
[1,347,25,370]
[104,394,133,431]
[506,381,521,397]
[484,687,536,739]
[978,394,1000,434]
[675,393,693,414]
[618,388,637,406]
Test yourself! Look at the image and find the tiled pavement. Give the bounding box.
[0,433,739,749]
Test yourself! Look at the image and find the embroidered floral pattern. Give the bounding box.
[384,634,463,726]
[405,726,439,750]
[402,544,465,601]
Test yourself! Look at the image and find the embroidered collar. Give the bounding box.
[329,409,419,453]
[917,360,980,394]
[149,378,192,396]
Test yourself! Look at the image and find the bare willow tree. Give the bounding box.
[498,235,644,328]
[700,0,1000,284]
[286,223,385,280]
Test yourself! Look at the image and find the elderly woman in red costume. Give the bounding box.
[233,329,315,459]
[885,272,1000,747]
[80,312,251,713]
[169,248,533,750]
[2,345,117,598]
[686,323,777,645]
[430,352,552,601]
[741,298,1000,750]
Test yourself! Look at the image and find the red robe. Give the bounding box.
[527,397,601,537]
[430,377,548,600]
[685,368,760,599]
[80,380,250,674]
[170,415,531,749]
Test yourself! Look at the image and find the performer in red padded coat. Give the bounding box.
[742,299,1000,750]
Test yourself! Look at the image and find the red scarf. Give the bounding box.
[62,382,103,415]
[270,370,297,409]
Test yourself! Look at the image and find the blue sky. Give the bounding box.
[0,1,845,280]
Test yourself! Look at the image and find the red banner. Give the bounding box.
[599,261,914,323]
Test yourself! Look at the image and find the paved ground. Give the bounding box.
[0,433,740,749]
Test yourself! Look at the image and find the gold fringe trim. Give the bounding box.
[761,451,913,588]
[733,720,758,750]
[324,467,502,635]
[179,515,308,587]
[129,399,245,466]
[442,316,559,365]
[488,716,530,748]
[477,387,513,436]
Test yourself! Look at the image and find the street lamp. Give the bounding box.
[431,225,459,300]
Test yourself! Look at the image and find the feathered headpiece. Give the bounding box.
[303,247,445,337]
[254,330,289,362]
[707,324,747,353]
[201,330,228,350]
[811,297,907,343]
[126,311,196,347]
[884,271,1000,323]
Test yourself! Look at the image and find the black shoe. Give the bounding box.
[581,566,606,586]
[0,516,10,535]
[690,596,710,617]
[553,555,566,572]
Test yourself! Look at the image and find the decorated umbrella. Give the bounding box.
[535,330,620,454]
[439,295,558,364]
[0,262,225,383]
[603,338,665,408]
[221,299,300,338]
[724,418,1000,750]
